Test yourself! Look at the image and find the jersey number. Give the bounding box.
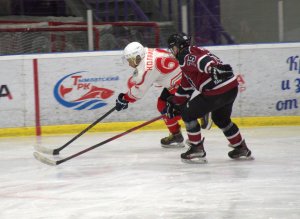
[187,55,196,66]
[155,57,179,74]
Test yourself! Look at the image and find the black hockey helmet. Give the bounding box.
[167,33,191,50]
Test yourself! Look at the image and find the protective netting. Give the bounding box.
[0,22,160,55]
[0,28,89,54]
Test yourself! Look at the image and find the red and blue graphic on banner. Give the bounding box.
[54,71,115,110]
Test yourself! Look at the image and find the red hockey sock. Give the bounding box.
[162,115,181,134]
[227,132,243,146]
[187,130,202,145]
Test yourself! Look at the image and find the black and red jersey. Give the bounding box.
[173,46,238,105]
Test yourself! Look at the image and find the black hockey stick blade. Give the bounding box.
[34,106,116,155]
[33,115,163,166]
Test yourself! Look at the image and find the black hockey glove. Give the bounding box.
[165,101,176,118]
[209,64,234,85]
[164,96,181,119]
[116,93,129,111]
[159,88,172,101]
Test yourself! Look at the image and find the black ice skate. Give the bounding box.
[161,132,185,148]
[228,140,254,160]
[181,139,207,164]
[200,112,213,130]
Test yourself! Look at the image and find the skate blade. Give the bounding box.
[181,157,208,164]
[230,155,255,161]
[161,142,185,148]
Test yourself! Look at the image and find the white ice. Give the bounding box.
[1,126,300,219]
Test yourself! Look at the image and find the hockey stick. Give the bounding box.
[33,114,163,166]
[34,106,116,155]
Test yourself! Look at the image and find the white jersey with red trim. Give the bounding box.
[124,48,182,103]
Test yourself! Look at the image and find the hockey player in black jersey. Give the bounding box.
[165,33,253,163]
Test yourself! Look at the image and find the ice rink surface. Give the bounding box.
[0,126,300,219]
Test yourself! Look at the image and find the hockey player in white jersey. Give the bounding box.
[115,42,212,148]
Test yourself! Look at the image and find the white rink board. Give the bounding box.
[0,43,300,128]
[0,59,35,127]
[201,43,300,117]
[37,53,162,125]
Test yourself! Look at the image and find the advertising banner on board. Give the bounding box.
[0,44,299,128]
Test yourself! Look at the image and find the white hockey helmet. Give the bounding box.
[123,42,145,65]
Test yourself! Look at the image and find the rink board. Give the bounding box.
[0,43,300,136]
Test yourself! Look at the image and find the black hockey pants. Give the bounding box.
[180,87,238,129]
